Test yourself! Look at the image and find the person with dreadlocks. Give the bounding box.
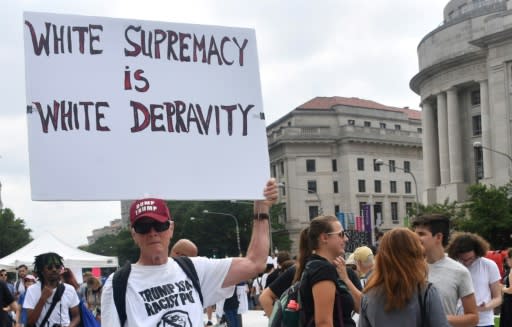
[23,252,81,327]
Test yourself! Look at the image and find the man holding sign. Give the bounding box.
[101,178,278,327]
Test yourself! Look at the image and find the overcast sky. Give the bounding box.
[0,0,447,247]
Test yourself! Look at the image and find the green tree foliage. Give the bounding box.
[407,199,461,218]
[270,203,291,252]
[83,200,291,263]
[0,208,32,258]
[456,183,512,249]
[82,229,139,265]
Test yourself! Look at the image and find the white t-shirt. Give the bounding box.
[467,257,501,326]
[14,279,25,296]
[428,255,474,315]
[237,284,249,314]
[101,257,234,327]
[251,274,267,295]
[23,282,80,326]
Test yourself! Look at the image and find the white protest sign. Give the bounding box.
[23,12,270,201]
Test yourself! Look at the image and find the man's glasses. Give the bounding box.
[327,230,346,238]
[45,264,63,270]
[0,273,6,277]
[133,220,171,234]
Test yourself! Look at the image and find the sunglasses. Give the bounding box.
[133,220,171,234]
[24,279,35,283]
[45,264,63,270]
[327,230,346,238]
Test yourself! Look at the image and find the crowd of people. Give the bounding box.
[2,178,512,327]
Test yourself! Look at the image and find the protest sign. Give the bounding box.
[23,12,269,200]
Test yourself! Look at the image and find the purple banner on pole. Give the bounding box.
[363,204,372,232]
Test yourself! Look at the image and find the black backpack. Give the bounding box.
[112,256,203,327]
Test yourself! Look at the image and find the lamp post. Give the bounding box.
[473,141,512,166]
[375,158,419,215]
[278,182,323,215]
[202,210,242,257]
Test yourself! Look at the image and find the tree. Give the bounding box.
[455,183,512,249]
[83,199,292,262]
[82,229,139,265]
[407,199,461,218]
[0,208,32,258]
[270,203,291,252]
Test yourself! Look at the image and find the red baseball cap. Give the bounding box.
[129,198,172,226]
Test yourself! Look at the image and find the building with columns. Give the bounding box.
[267,96,423,254]
[410,0,512,204]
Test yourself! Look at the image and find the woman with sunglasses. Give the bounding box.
[359,228,449,327]
[295,215,357,327]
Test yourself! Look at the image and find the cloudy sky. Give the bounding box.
[1,0,447,247]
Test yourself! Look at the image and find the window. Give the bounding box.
[475,147,483,180]
[389,160,396,172]
[348,119,355,125]
[390,181,397,193]
[271,164,276,178]
[404,161,411,173]
[379,122,386,129]
[394,124,401,130]
[374,202,383,226]
[405,202,413,216]
[417,127,422,133]
[373,159,380,172]
[358,180,366,193]
[306,159,316,172]
[374,180,382,193]
[471,90,481,106]
[364,121,371,127]
[472,115,482,136]
[280,161,285,174]
[307,180,317,194]
[281,182,286,196]
[332,159,338,172]
[357,158,365,171]
[282,206,287,222]
[405,181,412,194]
[309,206,319,220]
[391,202,399,224]
[333,181,339,193]
[334,205,340,214]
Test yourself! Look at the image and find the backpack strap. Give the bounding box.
[112,257,203,327]
[39,283,65,327]
[113,262,131,327]
[174,256,203,305]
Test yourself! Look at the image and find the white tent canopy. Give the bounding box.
[0,232,118,272]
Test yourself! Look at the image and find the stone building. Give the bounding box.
[267,96,423,254]
[87,219,123,245]
[410,0,512,204]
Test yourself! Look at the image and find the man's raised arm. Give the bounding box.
[222,178,278,288]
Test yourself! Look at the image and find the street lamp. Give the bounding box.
[375,158,420,214]
[278,182,323,215]
[202,210,242,257]
[473,141,512,165]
